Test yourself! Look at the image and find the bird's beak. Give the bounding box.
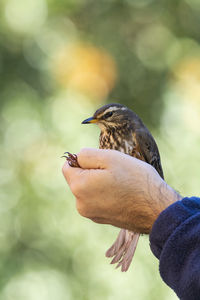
[81,117,98,124]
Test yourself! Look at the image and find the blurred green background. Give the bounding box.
[0,0,200,299]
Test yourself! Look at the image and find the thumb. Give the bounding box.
[77,148,113,169]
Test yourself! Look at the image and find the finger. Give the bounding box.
[77,148,115,169]
[62,161,84,186]
[62,160,105,199]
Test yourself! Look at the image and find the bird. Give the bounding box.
[63,103,164,272]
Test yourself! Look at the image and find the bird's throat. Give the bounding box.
[99,127,136,154]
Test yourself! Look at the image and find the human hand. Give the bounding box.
[62,148,181,233]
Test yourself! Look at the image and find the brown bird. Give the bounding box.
[64,103,164,272]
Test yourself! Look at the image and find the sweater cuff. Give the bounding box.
[149,197,200,259]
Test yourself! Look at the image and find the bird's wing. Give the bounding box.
[135,129,164,179]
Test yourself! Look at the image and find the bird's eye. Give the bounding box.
[104,111,113,119]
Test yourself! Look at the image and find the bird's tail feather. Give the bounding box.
[105,229,140,272]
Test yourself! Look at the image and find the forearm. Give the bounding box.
[150,197,200,299]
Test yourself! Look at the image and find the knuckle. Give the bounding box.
[70,182,80,195]
[70,179,84,195]
[76,200,89,218]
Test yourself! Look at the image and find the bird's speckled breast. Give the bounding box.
[99,128,138,156]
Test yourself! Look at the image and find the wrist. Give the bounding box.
[134,169,182,234]
[151,179,182,229]
[158,181,182,212]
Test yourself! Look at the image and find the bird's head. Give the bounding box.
[82,103,136,131]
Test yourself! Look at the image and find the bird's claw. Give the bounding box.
[61,152,80,168]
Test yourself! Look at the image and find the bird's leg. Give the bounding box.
[61,152,80,167]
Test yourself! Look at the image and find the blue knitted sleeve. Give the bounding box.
[150,197,200,300]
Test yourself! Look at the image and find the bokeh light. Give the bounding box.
[135,25,180,70]
[53,43,117,99]
[1,270,71,300]
[4,0,47,34]
[184,0,200,10]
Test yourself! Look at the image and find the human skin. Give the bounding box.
[62,148,182,234]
